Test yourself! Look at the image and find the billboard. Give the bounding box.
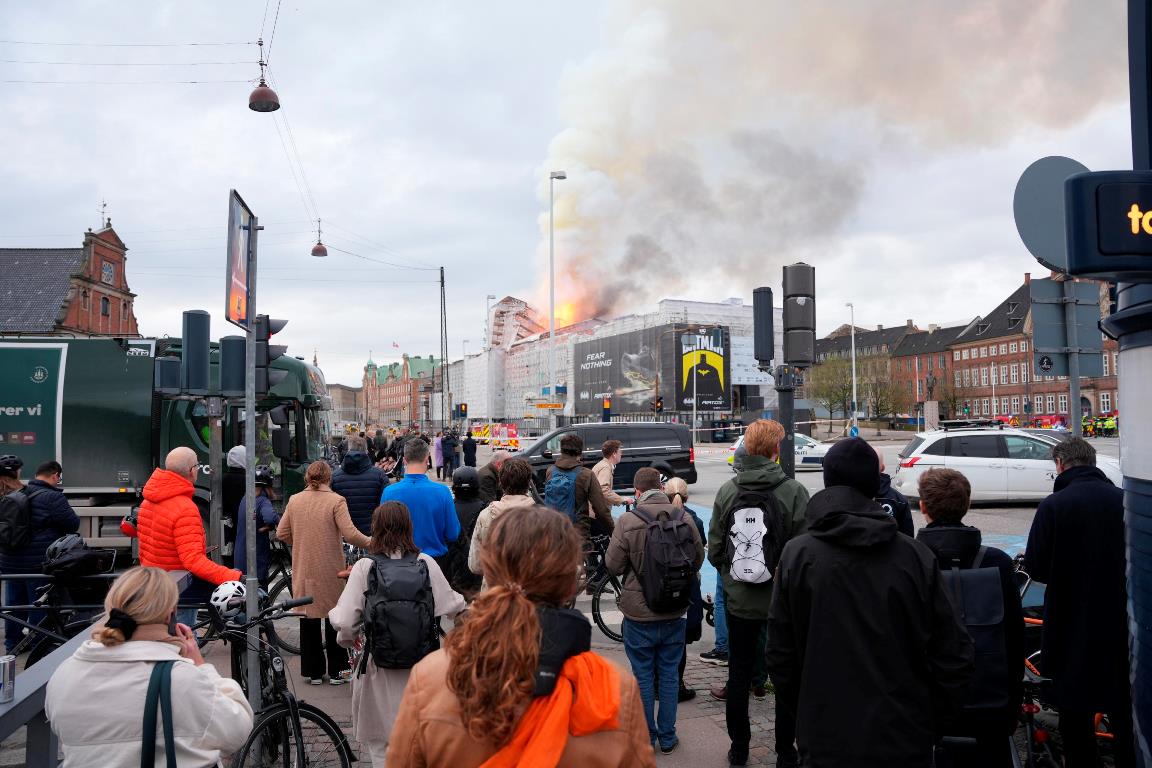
[675,326,731,411]
[225,189,255,330]
[0,342,67,468]
[572,324,731,415]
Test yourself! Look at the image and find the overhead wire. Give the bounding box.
[0,59,255,66]
[264,0,285,66]
[2,78,254,84]
[0,40,255,47]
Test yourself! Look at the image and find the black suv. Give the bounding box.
[519,422,697,492]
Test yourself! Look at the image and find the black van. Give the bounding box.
[520,422,697,492]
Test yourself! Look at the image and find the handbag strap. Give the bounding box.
[140,660,177,768]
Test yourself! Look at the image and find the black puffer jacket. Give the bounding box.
[331,452,387,536]
[1024,465,1129,709]
[875,473,914,537]
[916,522,1024,737]
[766,486,974,768]
[0,480,80,572]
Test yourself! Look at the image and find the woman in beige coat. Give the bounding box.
[276,460,371,684]
[329,501,464,766]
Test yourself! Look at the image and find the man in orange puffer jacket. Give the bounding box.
[138,447,242,624]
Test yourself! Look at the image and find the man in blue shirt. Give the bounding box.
[381,437,460,574]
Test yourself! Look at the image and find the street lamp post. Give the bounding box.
[461,340,470,423]
[548,170,566,429]
[846,302,858,434]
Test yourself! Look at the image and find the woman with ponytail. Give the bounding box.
[387,505,655,767]
[44,567,253,766]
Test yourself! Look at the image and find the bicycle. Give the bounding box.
[1,572,115,666]
[584,534,625,643]
[217,594,356,767]
[263,539,301,655]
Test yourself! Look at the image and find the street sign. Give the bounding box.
[1066,170,1152,280]
[535,402,564,409]
[1030,277,1103,377]
[225,190,255,330]
[1014,156,1091,272]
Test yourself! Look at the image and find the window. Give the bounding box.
[954,371,962,387]
[100,296,110,316]
[1010,364,1019,384]
[1100,391,1112,413]
[1103,352,1110,376]
[953,350,960,361]
[1001,397,1009,415]
[963,369,971,387]
[1020,340,1028,352]
[954,434,1001,458]
[939,354,947,369]
[1034,395,1043,414]
[1000,343,1008,355]
[922,438,948,456]
[962,349,970,360]
[916,380,923,398]
[981,367,989,386]
[991,366,998,385]
[1113,352,1119,374]
[81,290,89,310]
[1011,395,1020,414]
[927,356,933,371]
[992,397,998,416]
[1004,435,1053,461]
[981,398,990,415]
[1009,342,1018,353]
[1021,366,1028,384]
[980,346,988,358]
[1000,365,1008,384]
[1046,394,1055,413]
[1058,393,1068,413]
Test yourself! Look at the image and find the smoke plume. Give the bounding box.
[538,0,1126,320]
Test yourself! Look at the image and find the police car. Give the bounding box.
[893,422,1123,502]
[728,432,830,472]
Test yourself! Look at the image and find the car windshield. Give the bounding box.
[794,434,815,448]
[899,436,925,459]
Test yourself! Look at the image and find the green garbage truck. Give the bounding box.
[0,336,333,552]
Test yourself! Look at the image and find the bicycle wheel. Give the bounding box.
[195,608,220,650]
[25,616,92,668]
[266,576,301,656]
[232,702,352,768]
[592,576,624,643]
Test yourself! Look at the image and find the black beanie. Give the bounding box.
[822,437,880,497]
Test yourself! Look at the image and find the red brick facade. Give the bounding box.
[61,226,139,336]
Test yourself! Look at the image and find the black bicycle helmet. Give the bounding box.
[451,465,479,492]
[0,455,22,475]
[45,533,85,563]
[254,465,275,487]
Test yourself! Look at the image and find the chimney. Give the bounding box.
[876,324,883,331]
[906,319,914,328]
[1024,272,1031,285]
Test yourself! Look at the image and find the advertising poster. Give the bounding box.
[675,326,731,411]
[225,189,254,329]
[0,343,67,468]
[573,327,664,416]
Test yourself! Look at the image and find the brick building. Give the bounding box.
[0,222,140,336]
[362,354,441,427]
[890,324,966,414]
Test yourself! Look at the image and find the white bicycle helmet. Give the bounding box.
[209,580,247,620]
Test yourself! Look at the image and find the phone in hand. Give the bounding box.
[167,612,178,636]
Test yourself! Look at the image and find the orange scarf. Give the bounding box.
[480,652,621,768]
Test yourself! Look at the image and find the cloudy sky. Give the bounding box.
[0,1,1136,386]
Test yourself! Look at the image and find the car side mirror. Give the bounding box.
[542,449,553,460]
[271,427,293,460]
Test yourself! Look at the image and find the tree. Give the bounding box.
[859,356,910,434]
[805,358,853,434]
[933,373,961,421]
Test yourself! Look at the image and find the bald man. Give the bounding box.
[138,447,242,625]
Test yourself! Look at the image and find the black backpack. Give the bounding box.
[940,547,1011,712]
[723,479,786,584]
[360,553,439,672]
[630,504,697,614]
[0,487,41,552]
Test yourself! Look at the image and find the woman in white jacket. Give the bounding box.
[329,501,465,765]
[45,566,253,767]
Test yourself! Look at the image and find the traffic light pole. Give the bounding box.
[243,215,262,714]
[774,365,796,478]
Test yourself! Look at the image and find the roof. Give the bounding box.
[816,324,915,357]
[407,355,439,379]
[0,248,85,332]
[891,324,969,356]
[953,283,1029,344]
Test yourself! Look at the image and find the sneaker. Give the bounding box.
[699,648,729,665]
[710,683,727,701]
[677,685,696,703]
[660,738,679,755]
[308,677,324,685]
[329,677,349,686]
[752,684,767,700]
[727,746,749,766]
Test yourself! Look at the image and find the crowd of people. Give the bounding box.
[0,413,1136,767]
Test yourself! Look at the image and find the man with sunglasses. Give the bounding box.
[138,447,242,626]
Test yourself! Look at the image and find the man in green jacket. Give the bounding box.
[707,419,809,768]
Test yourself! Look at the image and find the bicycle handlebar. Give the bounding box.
[277,596,314,612]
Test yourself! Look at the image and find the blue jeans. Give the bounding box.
[623,617,686,748]
[713,573,728,653]
[4,578,45,654]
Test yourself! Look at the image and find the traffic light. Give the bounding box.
[655,396,664,414]
[181,310,210,395]
[254,314,288,397]
[460,402,468,418]
[753,286,774,370]
[219,335,245,397]
[602,397,612,423]
[782,263,815,368]
[963,401,971,416]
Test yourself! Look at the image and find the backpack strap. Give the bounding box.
[140,660,177,768]
[970,545,988,570]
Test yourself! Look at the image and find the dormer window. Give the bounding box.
[1007,317,1022,329]
[976,323,991,335]
[1007,302,1019,314]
